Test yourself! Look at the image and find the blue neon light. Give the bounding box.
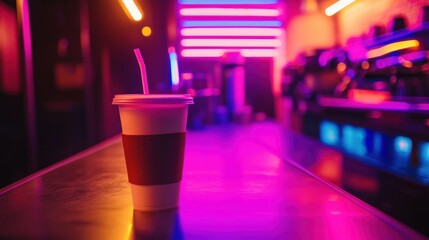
[419,142,429,166]
[179,0,279,4]
[342,125,367,156]
[181,20,282,27]
[372,132,383,156]
[320,121,339,146]
[342,125,353,148]
[169,50,180,87]
[394,136,412,157]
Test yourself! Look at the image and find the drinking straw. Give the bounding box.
[133,48,149,94]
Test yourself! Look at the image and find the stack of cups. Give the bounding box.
[113,94,193,211]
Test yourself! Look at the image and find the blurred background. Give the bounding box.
[1,0,429,235]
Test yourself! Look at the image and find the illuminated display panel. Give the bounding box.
[319,120,429,183]
[420,143,429,165]
[320,121,340,146]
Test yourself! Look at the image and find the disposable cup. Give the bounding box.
[113,94,193,211]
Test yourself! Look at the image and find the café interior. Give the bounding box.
[0,0,429,239]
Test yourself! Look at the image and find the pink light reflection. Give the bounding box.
[181,28,282,37]
[180,129,285,235]
[178,123,419,239]
[180,8,280,17]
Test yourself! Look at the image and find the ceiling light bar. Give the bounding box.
[121,0,143,21]
[325,0,355,16]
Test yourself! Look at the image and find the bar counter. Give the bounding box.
[0,122,426,239]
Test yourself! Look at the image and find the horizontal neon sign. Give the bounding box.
[181,20,282,27]
[181,38,281,47]
[180,8,280,17]
[181,28,281,37]
[181,49,278,57]
[121,0,142,21]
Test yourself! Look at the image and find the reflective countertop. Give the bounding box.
[0,122,426,239]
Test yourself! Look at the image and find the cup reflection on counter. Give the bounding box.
[129,208,183,240]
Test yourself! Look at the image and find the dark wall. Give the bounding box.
[90,0,174,94]
[0,1,28,188]
[29,0,86,168]
[28,0,175,167]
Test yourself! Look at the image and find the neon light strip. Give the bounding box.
[181,38,281,47]
[182,49,223,57]
[375,56,398,69]
[180,8,280,17]
[168,47,180,88]
[181,20,282,27]
[122,0,142,21]
[318,96,410,111]
[241,49,278,57]
[401,50,427,62]
[325,0,355,16]
[181,49,278,57]
[367,40,420,58]
[374,51,427,68]
[179,0,279,4]
[181,28,281,36]
[420,142,429,164]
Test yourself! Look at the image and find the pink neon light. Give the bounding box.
[181,39,281,47]
[241,49,278,57]
[182,49,224,57]
[181,28,281,37]
[180,8,280,17]
[181,49,278,57]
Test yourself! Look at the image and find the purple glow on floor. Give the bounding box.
[173,123,419,239]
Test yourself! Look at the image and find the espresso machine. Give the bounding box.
[340,13,429,102]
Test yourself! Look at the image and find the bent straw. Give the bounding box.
[133,48,149,94]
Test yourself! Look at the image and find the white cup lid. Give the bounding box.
[112,94,194,105]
